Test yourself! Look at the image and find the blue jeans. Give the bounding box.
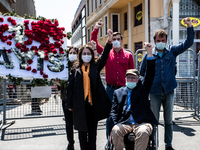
[150,91,174,147]
[105,86,115,142]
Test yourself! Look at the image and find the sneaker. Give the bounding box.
[166,146,175,150]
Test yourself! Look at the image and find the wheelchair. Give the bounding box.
[107,125,158,150]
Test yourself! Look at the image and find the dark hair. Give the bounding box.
[153,29,168,41]
[113,32,123,40]
[73,45,98,69]
[67,46,79,57]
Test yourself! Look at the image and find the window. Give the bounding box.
[104,15,108,36]
[99,0,102,6]
[91,0,93,13]
[91,25,94,32]
[124,12,127,30]
[111,13,120,32]
[134,4,142,27]
[95,0,97,10]
[124,44,128,49]
[99,19,103,38]
[87,0,89,17]
[87,28,90,43]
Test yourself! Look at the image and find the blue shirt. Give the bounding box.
[140,26,194,95]
[126,88,135,124]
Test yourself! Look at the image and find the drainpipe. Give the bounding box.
[145,0,148,42]
[172,0,180,77]
[128,2,132,51]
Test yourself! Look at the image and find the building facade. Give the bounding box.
[0,0,36,17]
[71,0,86,48]
[85,0,200,55]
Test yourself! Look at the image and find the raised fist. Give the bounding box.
[90,40,97,49]
[144,42,153,57]
[183,17,192,27]
[95,21,104,29]
[107,29,113,42]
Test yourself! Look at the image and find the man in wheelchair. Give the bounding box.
[109,43,157,150]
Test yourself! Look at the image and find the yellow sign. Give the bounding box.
[137,53,143,62]
[181,17,200,27]
[136,11,142,21]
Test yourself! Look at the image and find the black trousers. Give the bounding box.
[62,100,74,146]
[78,100,98,150]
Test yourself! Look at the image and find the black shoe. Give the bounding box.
[66,144,74,150]
[166,146,175,150]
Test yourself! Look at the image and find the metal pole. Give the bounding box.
[2,79,6,126]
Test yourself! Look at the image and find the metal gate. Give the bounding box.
[135,49,199,121]
[0,79,63,129]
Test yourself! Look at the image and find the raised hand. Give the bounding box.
[144,42,153,57]
[183,17,192,27]
[107,29,113,42]
[95,21,104,29]
[90,40,97,50]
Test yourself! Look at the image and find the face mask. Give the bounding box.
[126,82,137,90]
[68,54,77,62]
[112,40,121,48]
[156,42,166,50]
[82,55,92,63]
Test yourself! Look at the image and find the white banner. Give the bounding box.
[0,16,68,80]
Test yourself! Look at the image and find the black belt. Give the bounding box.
[107,83,122,89]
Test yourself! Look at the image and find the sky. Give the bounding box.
[34,0,82,46]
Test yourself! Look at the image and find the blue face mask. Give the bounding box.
[156,42,166,50]
[126,82,137,90]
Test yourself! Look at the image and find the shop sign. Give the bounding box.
[181,17,200,27]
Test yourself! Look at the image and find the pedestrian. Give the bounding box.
[110,42,157,150]
[54,46,79,150]
[66,29,113,150]
[90,21,135,149]
[140,17,194,150]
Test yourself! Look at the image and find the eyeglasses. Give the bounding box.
[82,52,92,55]
[69,52,77,54]
[113,38,121,41]
[126,77,138,81]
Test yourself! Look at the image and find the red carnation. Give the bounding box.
[52,49,57,54]
[44,55,48,60]
[40,70,43,75]
[16,43,22,49]
[8,49,12,53]
[32,69,37,73]
[27,59,33,64]
[12,32,15,36]
[43,73,48,79]
[7,17,12,22]
[0,17,4,22]
[6,41,12,46]
[11,20,17,26]
[60,40,64,44]
[8,35,13,40]
[26,66,31,71]
[35,50,38,55]
[59,51,64,54]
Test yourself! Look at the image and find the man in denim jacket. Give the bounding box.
[139,17,194,150]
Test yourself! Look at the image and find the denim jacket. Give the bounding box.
[140,26,194,95]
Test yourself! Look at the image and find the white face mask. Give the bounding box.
[112,40,121,48]
[68,54,77,62]
[82,55,92,63]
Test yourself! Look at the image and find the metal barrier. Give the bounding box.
[134,49,199,121]
[0,79,63,129]
[197,53,200,120]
